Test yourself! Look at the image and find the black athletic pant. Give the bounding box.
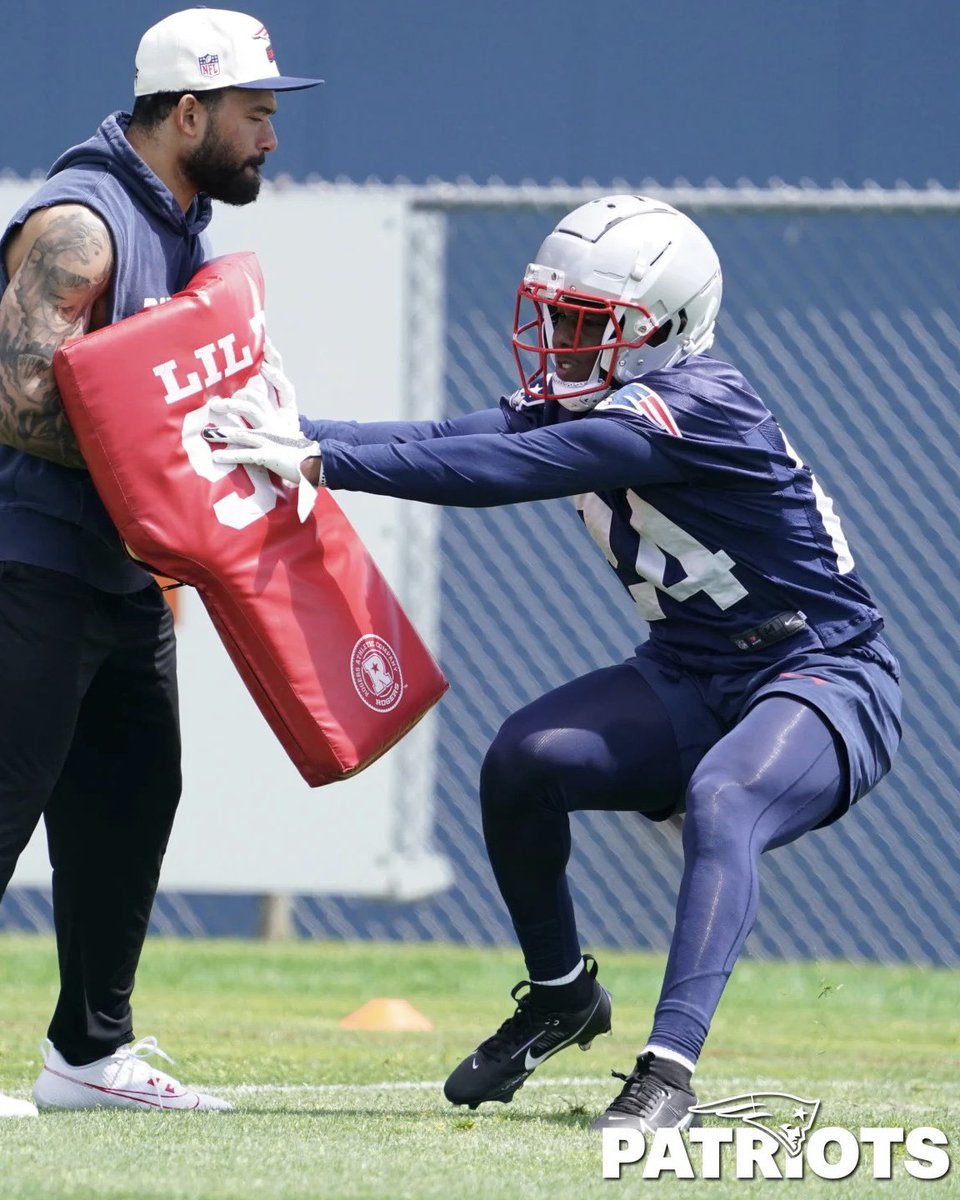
[0,562,181,1065]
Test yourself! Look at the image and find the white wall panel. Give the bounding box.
[7,182,450,897]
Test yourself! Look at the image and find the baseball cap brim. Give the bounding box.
[234,76,323,91]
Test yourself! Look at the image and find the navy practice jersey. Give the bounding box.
[302,356,884,672]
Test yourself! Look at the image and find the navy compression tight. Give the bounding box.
[480,663,845,1065]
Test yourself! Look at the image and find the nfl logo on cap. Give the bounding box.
[198,53,221,77]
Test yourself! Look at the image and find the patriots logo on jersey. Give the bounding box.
[595,386,682,437]
[506,386,546,411]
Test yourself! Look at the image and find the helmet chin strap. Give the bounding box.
[548,372,611,413]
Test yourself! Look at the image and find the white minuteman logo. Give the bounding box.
[689,1093,821,1156]
[350,634,404,712]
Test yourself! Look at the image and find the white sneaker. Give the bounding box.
[0,1091,39,1117]
[33,1037,233,1112]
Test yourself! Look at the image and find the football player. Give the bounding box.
[0,8,319,1117]
[210,195,902,1132]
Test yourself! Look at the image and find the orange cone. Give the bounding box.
[339,998,434,1031]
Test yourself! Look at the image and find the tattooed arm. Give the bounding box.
[0,204,113,468]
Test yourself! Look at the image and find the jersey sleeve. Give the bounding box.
[299,405,509,446]
[318,408,682,506]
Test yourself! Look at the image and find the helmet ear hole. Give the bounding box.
[646,318,673,348]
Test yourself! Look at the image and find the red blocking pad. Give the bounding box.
[54,253,448,785]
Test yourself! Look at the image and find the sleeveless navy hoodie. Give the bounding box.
[0,111,212,591]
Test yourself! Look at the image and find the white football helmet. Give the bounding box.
[512,194,723,411]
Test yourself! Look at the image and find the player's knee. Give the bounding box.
[480,714,568,816]
[684,766,765,857]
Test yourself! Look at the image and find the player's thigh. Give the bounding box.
[0,563,102,796]
[49,584,181,834]
[482,661,709,815]
[744,639,901,819]
[106,583,180,772]
[686,696,846,849]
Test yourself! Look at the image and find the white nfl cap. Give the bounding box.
[134,8,322,96]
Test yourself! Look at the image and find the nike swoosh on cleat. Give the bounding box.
[40,1066,198,1109]
[523,997,605,1071]
[471,1058,479,1070]
[509,1035,541,1062]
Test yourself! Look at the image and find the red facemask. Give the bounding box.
[512,268,659,403]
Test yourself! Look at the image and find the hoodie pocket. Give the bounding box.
[7,450,88,525]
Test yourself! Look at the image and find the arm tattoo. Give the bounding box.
[0,208,113,468]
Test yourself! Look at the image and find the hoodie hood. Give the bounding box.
[47,111,212,239]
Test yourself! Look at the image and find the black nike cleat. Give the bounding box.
[590,1051,699,1133]
[444,956,612,1109]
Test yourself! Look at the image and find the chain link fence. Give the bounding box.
[5,185,960,965]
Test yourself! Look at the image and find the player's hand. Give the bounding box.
[208,337,301,438]
[204,425,320,486]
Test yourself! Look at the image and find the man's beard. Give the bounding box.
[183,123,264,206]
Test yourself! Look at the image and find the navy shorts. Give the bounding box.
[626,634,903,823]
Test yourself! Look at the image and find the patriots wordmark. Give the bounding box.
[602,1092,950,1182]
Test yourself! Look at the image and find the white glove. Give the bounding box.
[206,425,317,482]
[205,427,321,522]
[262,337,298,414]
[204,339,321,520]
[208,338,301,438]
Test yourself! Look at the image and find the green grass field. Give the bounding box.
[0,935,956,1199]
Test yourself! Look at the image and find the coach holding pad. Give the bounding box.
[0,9,319,1117]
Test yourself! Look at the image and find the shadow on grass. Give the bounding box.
[226,1104,600,1128]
